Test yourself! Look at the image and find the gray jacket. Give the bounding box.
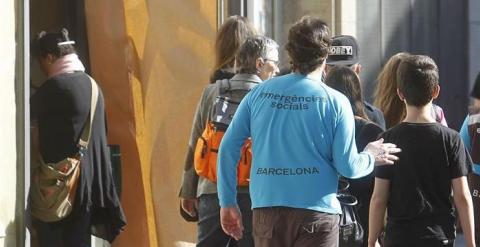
[179,74,262,198]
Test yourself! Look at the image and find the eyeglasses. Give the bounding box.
[263,58,279,66]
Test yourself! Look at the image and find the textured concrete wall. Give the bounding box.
[0,0,18,246]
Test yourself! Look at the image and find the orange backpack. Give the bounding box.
[194,79,256,186]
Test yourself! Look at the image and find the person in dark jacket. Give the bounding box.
[30,28,126,247]
[326,35,386,130]
[325,65,384,247]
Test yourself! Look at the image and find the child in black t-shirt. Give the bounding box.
[368,55,476,247]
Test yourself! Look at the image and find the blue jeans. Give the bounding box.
[197,193,253,247]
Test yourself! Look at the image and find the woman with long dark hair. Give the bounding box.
[326,66,384,247]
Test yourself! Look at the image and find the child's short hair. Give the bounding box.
[397,55,439,107]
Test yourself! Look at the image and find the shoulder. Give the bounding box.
[356,117,383,137]
[50,71,90,83]
[437,124,461,139]
[380,123,403,138]
[324,85,352,110]
[37,72,90,95]
[210,69,234,83]
[202,82,221,97]
[358,118,383,132]
[364,101,383,115]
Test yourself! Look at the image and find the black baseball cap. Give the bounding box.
[326,35,359,66]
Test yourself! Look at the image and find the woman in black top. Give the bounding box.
[325,66,384,247]
[30,28,126,247]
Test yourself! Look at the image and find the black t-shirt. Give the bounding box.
[375,122,472,244]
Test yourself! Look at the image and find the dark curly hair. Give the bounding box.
[397,55,439,107]
[32,28,76,58]
[285,16,331,75]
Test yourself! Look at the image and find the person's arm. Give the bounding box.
[333,98,399,178]
[217,93,251,207]
[460,116,471,151]
[332,98,374,178]
[179,87,213,215]
[449,133,475,246]
[368,178,390,247]
[217,93,252,240]
[452,176,476,247]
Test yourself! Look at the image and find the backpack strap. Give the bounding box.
[77,76,99,153]
[217,79,231,95]
[217,78,258,95]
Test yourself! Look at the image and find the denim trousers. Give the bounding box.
[197,193,253,247]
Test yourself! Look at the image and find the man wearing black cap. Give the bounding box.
[326,35,386,130]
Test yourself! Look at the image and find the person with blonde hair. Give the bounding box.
[209,15,257,83]
[179,34,279,246]
[369,55,475,247]
[374,52,447,129]
[179,16,257,227]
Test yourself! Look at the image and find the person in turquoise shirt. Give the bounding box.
[460,115,480,175]
[460,105,480,246]
[216,16,401,247]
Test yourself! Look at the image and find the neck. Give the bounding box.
[297,64,325,82]
[403,102,435,123]
[48,53,85,78]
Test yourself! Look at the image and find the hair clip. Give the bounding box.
[57,41,75,46]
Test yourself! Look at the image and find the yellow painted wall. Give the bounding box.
[0,0,17,246]
[84,1,152,246]
[85,0,217,246]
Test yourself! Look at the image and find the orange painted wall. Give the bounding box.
[84,1,217,246]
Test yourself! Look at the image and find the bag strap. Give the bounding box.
[77,76,99,151]
[217,78,257,95]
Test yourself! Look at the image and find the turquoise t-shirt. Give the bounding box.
[460,116,480,175]
[217,73,374,214]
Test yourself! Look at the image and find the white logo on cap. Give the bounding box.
[329,46,353,56]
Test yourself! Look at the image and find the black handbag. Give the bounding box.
[338,178,364,247]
